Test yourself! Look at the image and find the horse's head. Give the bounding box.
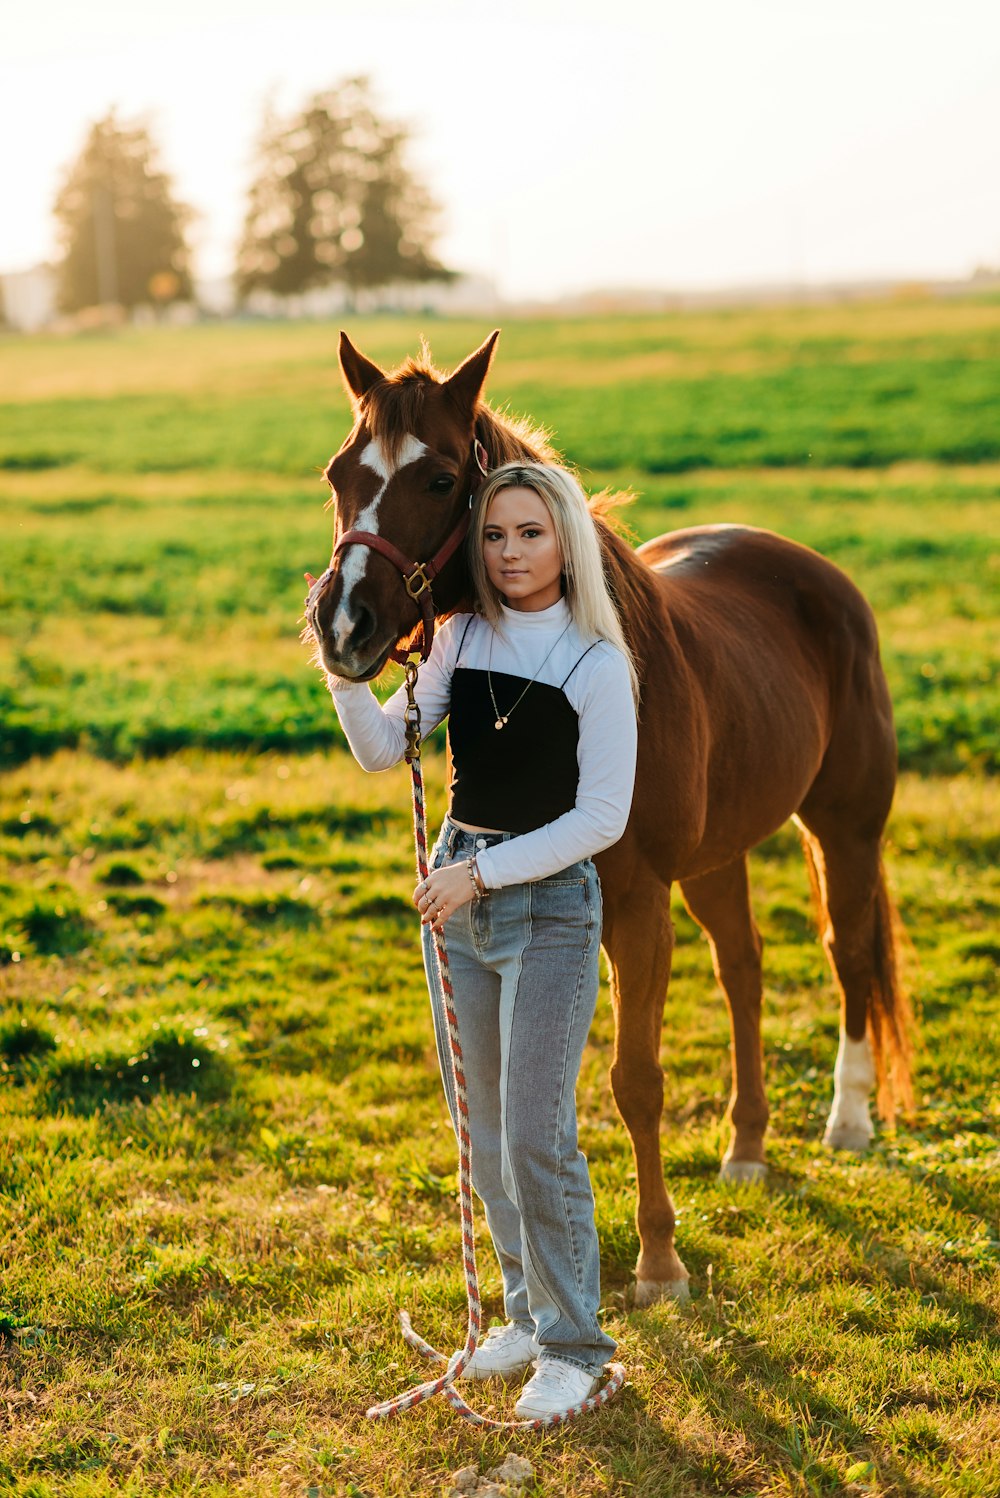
[307,329,501,681]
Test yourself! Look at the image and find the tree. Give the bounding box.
[236,78,454,302]
[53,113,193,314]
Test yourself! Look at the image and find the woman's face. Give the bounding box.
[482,486,563,612]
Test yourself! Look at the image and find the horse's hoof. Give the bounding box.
[719,1158,769,1184]
[634,1277,691,1308]
[823,1123,874,1153]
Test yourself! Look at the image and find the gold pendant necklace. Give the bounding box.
[487,622,572,730]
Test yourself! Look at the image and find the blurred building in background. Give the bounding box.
[1,265,57,331]
[3,265,997,333]
[0,267,500,330]
[236,270,499,319]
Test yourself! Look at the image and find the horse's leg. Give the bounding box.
[796,813,912,1150]
[680,856,769,1182]
[603,875,690,1305]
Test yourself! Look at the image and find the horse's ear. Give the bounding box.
[444,329,500,413]
[339,332,386,402]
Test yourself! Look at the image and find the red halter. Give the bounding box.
[332,439,489,665]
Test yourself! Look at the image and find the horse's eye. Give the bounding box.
[429,474,455,496]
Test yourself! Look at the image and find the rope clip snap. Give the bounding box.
[403,654,422,763]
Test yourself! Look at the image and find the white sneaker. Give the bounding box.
[451,1322,537,1380]
[514,1357,600,1419]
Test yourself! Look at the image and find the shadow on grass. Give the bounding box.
[44,1022,234,1114]
[888,1144,1000,1225]
[0,1020,57,1082]
[785,1173,1000,1343]
[206,804,401,859]
[626,1310,940,1498]
[196,890,321,926]
[369,1339,934,1498]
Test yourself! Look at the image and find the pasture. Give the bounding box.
[1,302,998,1496]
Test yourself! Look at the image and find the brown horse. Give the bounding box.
[308,330,912,1304]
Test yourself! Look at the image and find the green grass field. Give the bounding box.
[1,302,998,1496]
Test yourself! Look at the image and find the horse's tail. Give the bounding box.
[867,861,914,1121]
[801,838,914,1123]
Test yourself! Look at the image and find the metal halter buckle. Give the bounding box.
[405,564,432,598]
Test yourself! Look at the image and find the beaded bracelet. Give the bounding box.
[466,856,488,899]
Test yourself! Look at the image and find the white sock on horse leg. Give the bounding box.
[824,1030,876,1150]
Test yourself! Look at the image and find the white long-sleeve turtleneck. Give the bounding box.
[327,598,637,888]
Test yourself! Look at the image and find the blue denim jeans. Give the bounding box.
[422,817,617,1374]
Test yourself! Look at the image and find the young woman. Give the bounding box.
[326,462,638,1420]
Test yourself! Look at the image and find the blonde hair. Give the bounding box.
[469,462,640,704]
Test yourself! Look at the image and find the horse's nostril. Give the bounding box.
[351,603,375,650]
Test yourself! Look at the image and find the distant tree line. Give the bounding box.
[53,78,454,315]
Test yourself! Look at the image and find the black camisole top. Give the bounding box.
[447,646,597,834]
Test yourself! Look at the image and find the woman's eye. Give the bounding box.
[484,531,502,542]
[522,529,540,538]
[429,474,455,495]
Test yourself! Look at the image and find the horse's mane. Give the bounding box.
[592,514,663,660]
[362,352,663,657]
[361,352,558,469]
[474,401,557,469]
[360,362,437,460]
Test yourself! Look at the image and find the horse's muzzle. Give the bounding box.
[308,592,390,682]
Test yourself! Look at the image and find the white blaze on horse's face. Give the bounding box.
[330,433,428,655]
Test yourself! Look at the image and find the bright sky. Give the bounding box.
[3,0,999,300]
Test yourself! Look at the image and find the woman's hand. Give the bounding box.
[413,862,477,932]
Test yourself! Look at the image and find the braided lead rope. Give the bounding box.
[365,658,625,1430]
[393,1311,626,1429]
